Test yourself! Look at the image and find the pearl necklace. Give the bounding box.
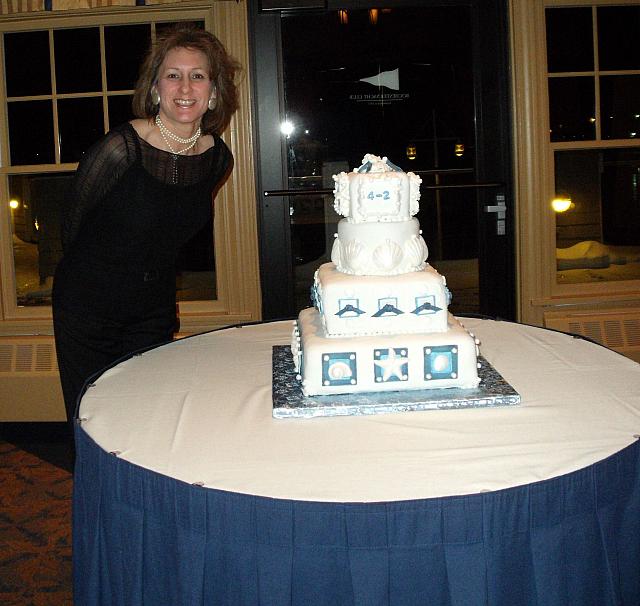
[155,115,201,155]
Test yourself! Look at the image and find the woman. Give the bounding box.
[52,26,240,433]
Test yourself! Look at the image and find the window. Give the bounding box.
[546,5,640,285]
[1,15,217,314]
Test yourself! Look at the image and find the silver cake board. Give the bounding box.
[272,346,521,419]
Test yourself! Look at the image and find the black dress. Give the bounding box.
[53,122,232,424]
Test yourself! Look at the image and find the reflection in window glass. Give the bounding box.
[8,101,55,165]
[419,171,477,261]
[555,149,640,284]
[4,31,51,97]
[548,76,595,142]
[54,28,101,94]
[598,6,640,71]
[281,7,478,314]
[600,76,640,140]
[545,7,593,73]
[281,7,474,177]
[10,173,74,306]
[105,24,151,90]
[58,98,105,163]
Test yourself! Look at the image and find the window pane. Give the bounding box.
[601,149,640,246]
[419,171,477,261]
[8,101,54,165]
[548,76,595,142]
[4,31,51,97]
[281,6,478,314]
[54,28,101,93]
[10,173,74,306]
[601,76,640,140]
[105,24,151,90]
[108,95,134,130]
[282,7,474,176]
[598,6,640,71]
[545,7,593,73]
[555,149,640,285]
[58,97,105,163]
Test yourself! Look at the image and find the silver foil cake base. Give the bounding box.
[272,346,520,419]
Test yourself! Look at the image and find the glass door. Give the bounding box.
[251,0,514,321]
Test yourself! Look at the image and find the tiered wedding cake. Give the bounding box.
[291,154,481,397]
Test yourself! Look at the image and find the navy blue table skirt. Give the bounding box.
[73,426,640,605]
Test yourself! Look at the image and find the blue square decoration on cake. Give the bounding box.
[322,352,357,387]
[336,298,364,318]
[374,348,409,383]
[373,297,402,317]
[413,295,441,315]
[424,345,458,380]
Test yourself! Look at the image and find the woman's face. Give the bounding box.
[155,46,213,128]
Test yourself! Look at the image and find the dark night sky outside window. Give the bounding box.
[548,77,595,142]
[546,7,593,73]
[4,31,51,97]
[108,95,135,129]
[105,24,151,90]
[8,101,54,165]
[58,97,104,163]
[54,28,102,93]
[600,76,640,140]
[598,6,640,71]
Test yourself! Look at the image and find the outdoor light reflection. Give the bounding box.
[552,195,573,213]
[280,121,295,137]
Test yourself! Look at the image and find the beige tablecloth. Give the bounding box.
[79,318,640,502]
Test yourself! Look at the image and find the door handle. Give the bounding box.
[484,205,506,214]
[484,194,506,235]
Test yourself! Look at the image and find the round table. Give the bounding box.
[73,318,640,605]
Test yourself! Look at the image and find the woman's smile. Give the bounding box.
[156,46,212,136]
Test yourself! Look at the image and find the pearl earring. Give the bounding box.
[208,95,217,111]
[151,86,160,107]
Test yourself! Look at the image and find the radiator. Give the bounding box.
[0,336,65,421]
[544,309,640,363]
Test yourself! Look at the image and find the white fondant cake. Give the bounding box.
[331,217,428,275]
[293,308,480,396]
[313,262,450,337]
[333,153,421,222]
[292,154,481,397]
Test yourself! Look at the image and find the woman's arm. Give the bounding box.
[61,127,134,252]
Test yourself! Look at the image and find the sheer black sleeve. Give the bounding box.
[61,126,135,252]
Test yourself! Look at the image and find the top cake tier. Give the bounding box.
[333,154,422,223]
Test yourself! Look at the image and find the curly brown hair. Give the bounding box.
[132,26,241,136]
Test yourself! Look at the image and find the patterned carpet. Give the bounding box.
[0,424,73,606]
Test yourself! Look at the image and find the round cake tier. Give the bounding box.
[331,217,428,275]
